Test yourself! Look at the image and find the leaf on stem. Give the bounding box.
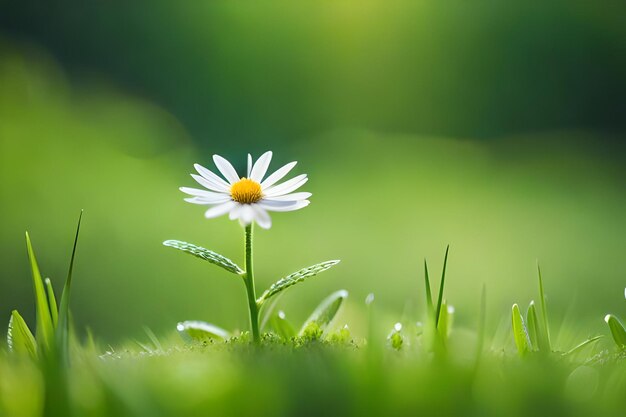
[257,260,340,304]
[163,240,244,275]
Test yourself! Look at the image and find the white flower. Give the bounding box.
[180,151,310,229]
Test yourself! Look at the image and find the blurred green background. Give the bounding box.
[0,1,624,344]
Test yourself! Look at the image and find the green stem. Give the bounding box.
[244,224,260,344]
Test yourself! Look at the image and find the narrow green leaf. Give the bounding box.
[537,262,552,350]
[604,314,626,348]
[143,327,163,352]
[163,240,244,275]
[512,303,531,357]
[437,300,454,340]
[435,245,450,328]
[423,260,434,319]
[271,311,296,340]
[562,335,603,357]
[25,232,54,354]
[56,210,83,366]
[257,260,340,304]
[474,283,487,365]
[7,310,37,359]
[299,289,348,336]
[44,278,58,328]
[526,301,539,352]
[177,321,230,343]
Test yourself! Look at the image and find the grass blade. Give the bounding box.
[257,260,340,304]
[44,278,59,328]
[537,262,552,351]
[423,260,434,319]
[562,335,603,357]
[604,314,626,348]
[176,321,230,342]
[299,289,348,336]
[435,245,450,328]
[525,301,540,352]
[437,300,454,341]
[7,310,38,359]
[25,232,55,354]
[56,210,83,365]
[163,240,244,275]
[512,303,531,357]
[474,284,487,366]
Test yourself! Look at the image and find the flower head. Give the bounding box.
[180,151,310,229]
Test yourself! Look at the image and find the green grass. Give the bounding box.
[1,330,625,417]
[2,230,625,417]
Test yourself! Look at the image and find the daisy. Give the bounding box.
[180,151,310,229]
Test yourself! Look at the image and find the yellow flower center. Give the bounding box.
[230,178,263,204]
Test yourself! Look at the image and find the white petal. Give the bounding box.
[240,205,255,223]
[191,174,231,193]
[185,196,231,205]
[193,164,230,192]
[261,161,297,189]
[264,175,308,197]
[213,155,240,184]
[229,203,243,220]
[258,200,310,212]
[252,205,272,229]
[263,192,311,202]
[250,151,273,182]
[180,187,226,199]
[204,201,236,219]
[247,154,253,177]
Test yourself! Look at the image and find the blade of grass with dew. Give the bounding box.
[604,314,626,348]
[44,278,58,328]
[512,303,531,357]
[435,245,450,328]
[7,310,37,359]
[56,210,82,365]
[257,260,340,304]
[176,321,230,343]
[299,289,348,336]
[271,311,296,340]
[537,262,552,351]
[562,335,603,357]
[25,232,54,354]
[526,301,540,352]
[163,240,244,275]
